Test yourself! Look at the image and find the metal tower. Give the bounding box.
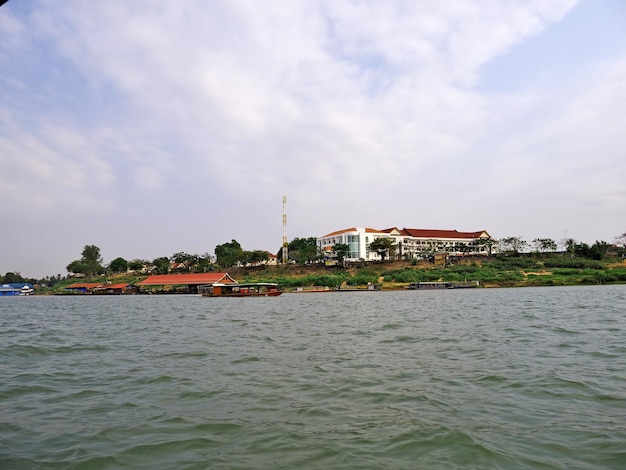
[282,196,288,264]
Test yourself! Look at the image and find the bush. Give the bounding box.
[491,257,540,270]
[347,273,380,286]
[543,257,603,269]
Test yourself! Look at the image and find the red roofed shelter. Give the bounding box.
[92,283,136,295]
[136,273,236,294]
[64,283,102,294]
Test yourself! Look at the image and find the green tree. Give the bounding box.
[241,250,269,266]
[169,252,200,271]
[82,245,103,264]
[128,259,147,271]
[563,238,576,254]
[289,237,319,264]
[195,253,214,272]
[109,257,128,274]
[369,237,396,261]
[2,272,25,283]
[500,237,528,254]
[332,243,350,265]
[590,240,609,260]
[614,232,626,254]
[215,240,244,268]
[66,245,104,276]
[532,238,557,253]
[250,250,269,265]
[66,260,87,275]
[152,257,170,274]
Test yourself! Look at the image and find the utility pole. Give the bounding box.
[282,196,288,264]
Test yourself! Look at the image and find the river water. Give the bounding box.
[1,285,625,469]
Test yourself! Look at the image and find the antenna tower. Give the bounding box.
[282,196,288,264]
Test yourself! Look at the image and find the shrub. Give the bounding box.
[543,257,603,269]
[347,273,379,286]
[490,257,540,270]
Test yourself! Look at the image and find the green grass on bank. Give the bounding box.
[37,256,626,293]
[245,256,626,289]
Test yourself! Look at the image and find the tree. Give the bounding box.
[128,259,147,271]
[195,253,214,272]
[66,260,87,275]
[532,238,557,253]
[66,244,104,276]
[152,257,170,274]
[169,252,200,271]
[563,238,576,254]
[241,250,270,266]
[215,240,244,268]
[590,240,609,260]
[2,272,25,283]
[478,238,498,255]
[288,237,319,264]
[614,232,626,253]
[369,237,396,261]
[109,257,128,274]
[500,237,528,254]
[332,243,350,265]
[82,245,103,264]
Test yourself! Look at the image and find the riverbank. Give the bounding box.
[242,256,626,290]
[35,255,626,294]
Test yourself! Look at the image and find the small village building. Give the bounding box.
[64,283,102,294]
[92,283,137,295]
[136,273,236,293]
[0,283,34,296]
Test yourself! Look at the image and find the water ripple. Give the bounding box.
[1,287,626,468]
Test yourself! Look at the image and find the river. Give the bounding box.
[1,285,625,469]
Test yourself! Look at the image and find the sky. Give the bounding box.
[1,0,625,278]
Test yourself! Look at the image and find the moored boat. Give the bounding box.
[198,282,282,297]
[335,284,380,292]
[406,281,479,290]
[292,286,335,293]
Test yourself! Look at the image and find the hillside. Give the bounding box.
[38,256,626,294]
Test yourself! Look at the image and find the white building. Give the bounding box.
[317,227,494,261]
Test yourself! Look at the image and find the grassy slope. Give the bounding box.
[241,256,626,290]
[40,256,626,293]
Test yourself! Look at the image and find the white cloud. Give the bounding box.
[3,0,626,277]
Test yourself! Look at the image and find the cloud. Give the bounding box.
[2,0,625,277]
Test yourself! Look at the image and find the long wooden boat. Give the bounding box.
[292,286,335,293]
[198,282,282,297]
[335,284,380,292]
[406,281,479,290]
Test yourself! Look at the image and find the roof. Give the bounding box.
[136,273,236,286]
[94,283,130,290]
[402,229,491,239]
[320,227,383,238]
[321,227,491,240]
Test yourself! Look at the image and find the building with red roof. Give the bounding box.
[317,227,494,262]
[136,273,236,293]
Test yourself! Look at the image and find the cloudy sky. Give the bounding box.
[1,0,625,278]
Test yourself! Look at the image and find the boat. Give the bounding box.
[198,282,282,297]
[335,284,380,292]
[406,281,479,290]
[292,286,335,293]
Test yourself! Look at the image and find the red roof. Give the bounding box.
[321,227,382,237]
[97,283,129,289]
[321,227,491,240]
[136,273,236,286]
[403,229,490,239]
[65,283,102,289]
